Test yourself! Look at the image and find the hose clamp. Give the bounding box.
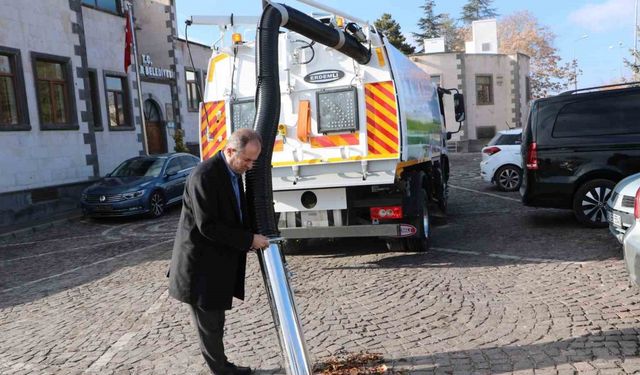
[270,2,289,26]
[334,29,346,50]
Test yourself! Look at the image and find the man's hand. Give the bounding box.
[251,234,270,250]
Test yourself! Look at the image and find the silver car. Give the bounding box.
[623,190,640,286]
[607,173,640,243]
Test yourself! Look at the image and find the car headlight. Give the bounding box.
[122,190,145,200]
[81,192,87,201]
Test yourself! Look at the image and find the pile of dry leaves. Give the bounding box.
[313,352,393,375]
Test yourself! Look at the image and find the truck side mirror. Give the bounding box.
[446,132,452,140]
[454,93,465,123]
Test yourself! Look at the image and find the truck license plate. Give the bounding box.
[300,210,329,227]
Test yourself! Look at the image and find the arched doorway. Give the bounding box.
[144,99,167,154]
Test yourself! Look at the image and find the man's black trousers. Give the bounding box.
[190,305,228,372]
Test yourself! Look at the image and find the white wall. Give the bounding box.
[0,0,92,193]
[412,52,530,142]
[175,40,211,146]
[464,54,512,139]
[84,7,142,176]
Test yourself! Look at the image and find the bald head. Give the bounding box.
[223,129,262,174]
[225,128,262,153]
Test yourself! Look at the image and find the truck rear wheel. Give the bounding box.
[403,171,431,252]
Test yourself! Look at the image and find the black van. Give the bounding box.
[520,83,640,227]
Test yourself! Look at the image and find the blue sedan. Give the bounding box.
[81,153,200,218]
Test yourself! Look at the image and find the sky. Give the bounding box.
[175,0,639,90]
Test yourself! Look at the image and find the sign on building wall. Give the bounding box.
[140,54,174,80]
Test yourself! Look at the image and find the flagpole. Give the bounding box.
[126,1,149,155]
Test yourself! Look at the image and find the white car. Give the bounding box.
[480,128,523,192]
[623,187,640,286]
[607,172,640,243]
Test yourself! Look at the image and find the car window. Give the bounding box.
[165,158,182,175]
[111,158,164,177]
[486,133,502,146]
[552,93,640,138]
[497,134,522,145]
[179,156,198,170]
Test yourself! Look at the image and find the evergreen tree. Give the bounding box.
[461,0,498,24]
[413,0,443,45]
[374,13,416,55]
[439,13,465,52]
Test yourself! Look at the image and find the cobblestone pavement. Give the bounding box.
[1,153,638,374]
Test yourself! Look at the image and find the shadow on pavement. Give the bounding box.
[384,327,640,374]
[0,206,181,309]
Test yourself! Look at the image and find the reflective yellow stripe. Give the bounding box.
[366,109,399,139]
[271,153,399,167]
[367,136,390,155]
[367,84,396,110]
[207,54,229,83]
[366,100,398,127]
[213,139,227,154]
[207,102,225,123]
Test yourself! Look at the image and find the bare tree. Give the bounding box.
[498,11,571,98]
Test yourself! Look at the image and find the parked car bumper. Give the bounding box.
[623,220,640,286]
[607,205,634,244]
[479,160,494,183]
[520,171,573,209]
[81,198,149,217]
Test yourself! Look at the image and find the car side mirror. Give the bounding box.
[166,170,178,177]
[105,172,111,177]
[454,93,465,123]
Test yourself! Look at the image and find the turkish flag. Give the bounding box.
[124,10,133,72]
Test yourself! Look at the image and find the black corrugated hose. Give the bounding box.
[245,3,371,237]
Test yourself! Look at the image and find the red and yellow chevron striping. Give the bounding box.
[310,133,359,148]
[199,101,227,161]
[365,81,399,156]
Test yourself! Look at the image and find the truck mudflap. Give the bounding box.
[280,223,417,239]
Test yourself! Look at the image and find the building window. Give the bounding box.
[104,73,132,130]
[87,69,102,130]
[525,76,532,102]
[33,53,77,130]
[476,75,493,105]
[430,75,441,87]
[186,69,200,112]
[82,0,120,14]
[0,54,18,126]
[0,48,29,130]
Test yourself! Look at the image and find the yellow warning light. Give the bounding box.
[375,47,385,67]
[335,17,344,28]
[232,33,243,44]
[277,124,287,136]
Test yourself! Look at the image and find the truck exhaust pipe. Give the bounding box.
[245,2,371,374]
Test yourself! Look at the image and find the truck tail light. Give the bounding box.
[482,146,501,156]
[526,142,538,170]
[635,187,640,220]
[370,206,403,220]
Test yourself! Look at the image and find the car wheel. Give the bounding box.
[148,191,165,218]
[572,179,615,228]
[495,165,522,192]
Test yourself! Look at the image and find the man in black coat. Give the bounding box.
[169,128,270,375]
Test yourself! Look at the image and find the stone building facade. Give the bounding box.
[0,0,210,230]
